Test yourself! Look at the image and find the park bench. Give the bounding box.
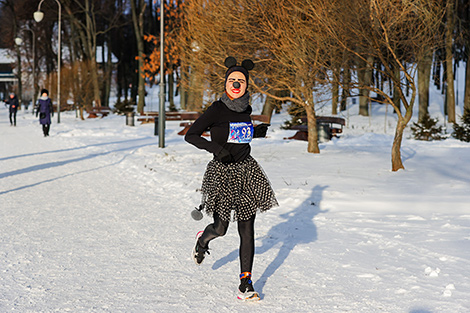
[137,111,202,124]
[86,106,112,118]
[286,116,345,141]
[137,111,203,136]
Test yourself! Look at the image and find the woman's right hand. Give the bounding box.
[216,148,233,164]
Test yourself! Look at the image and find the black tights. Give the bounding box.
[9,111,16,125]
[199,212,255,273]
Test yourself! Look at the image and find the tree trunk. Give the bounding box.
[103,39,113,108]
[131,64,138,103]
[79,106,85,120]
[418,50,432,122]
[391,118,406,171]
[89,60,101,107]
[390,70,416,172]
[261,89,284,122]
[261,94,276,123]
[332,79,339,115]
[331,62,340,115]
[168,73,176,111]
[186,66,203,111]
[305,99,320,154]
[446,0,456,123]
[180,65,188,110]
[131,0,147,113]
[340,68,351,111]
[358,58,368,116]
[358,56,373,116]
[465,49,470,111]
[393,65,401,114]
[84,0,101,107]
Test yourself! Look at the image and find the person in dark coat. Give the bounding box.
[4,92,19,126]
[36,89,54,137]
[185,57,278,301]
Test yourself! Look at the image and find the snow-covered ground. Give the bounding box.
[1,100,469,312]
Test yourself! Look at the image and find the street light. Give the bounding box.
[34,0,61,123]
[15,27,37,112]
[158,0,165,148]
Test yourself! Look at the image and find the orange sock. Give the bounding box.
[240,272,251,279]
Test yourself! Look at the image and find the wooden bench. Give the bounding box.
[86,106,112,118]
[286,116,345,141]
[177,114,270,136]
[251,114,270,124]
[137,111,202,124]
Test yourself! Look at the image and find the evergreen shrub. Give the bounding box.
[411,113,446,141]
[452,107,470,142]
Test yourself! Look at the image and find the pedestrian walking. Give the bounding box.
[36,89,53,137]
[185,57,278,301]
[4,92,19,126]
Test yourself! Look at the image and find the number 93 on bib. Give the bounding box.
[227,122,253,144]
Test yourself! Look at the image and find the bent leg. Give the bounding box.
[199,211,229,248]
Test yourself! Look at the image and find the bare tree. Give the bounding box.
[246,0,330,153]
[312,0,443,171]
[62,0,124,110]
[180,0,329,153]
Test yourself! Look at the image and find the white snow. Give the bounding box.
[0,48,15,64]
[1,97,469,312]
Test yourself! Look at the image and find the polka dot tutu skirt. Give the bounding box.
[200,155,278,222]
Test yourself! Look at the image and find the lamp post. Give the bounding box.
[15,27,36,111]
[34,0,61,123]
[158,0,165,148]
[13,36,23,109]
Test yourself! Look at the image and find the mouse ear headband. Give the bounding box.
[224,57,255,87]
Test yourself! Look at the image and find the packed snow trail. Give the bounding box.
[1,109,469,312]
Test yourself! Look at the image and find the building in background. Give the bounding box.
[0,48,17,101]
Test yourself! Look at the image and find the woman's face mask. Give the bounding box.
[225,71,247,99]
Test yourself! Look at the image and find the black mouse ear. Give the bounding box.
[241,59,254,71]
[225,56,237,68]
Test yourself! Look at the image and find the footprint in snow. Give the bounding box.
[424,266,440,277]
[443,283,455,296]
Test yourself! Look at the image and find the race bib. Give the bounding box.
[227,122,253,144]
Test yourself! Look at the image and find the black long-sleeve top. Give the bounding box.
[5,96,19,112]
[185,100,253,163]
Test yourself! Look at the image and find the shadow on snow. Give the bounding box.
[212,185,328,298]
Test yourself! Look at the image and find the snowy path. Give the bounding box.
[1,109,469,312]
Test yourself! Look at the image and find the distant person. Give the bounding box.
[4,92,19,126]
[36,89,53,137]
[185,57,278,301]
